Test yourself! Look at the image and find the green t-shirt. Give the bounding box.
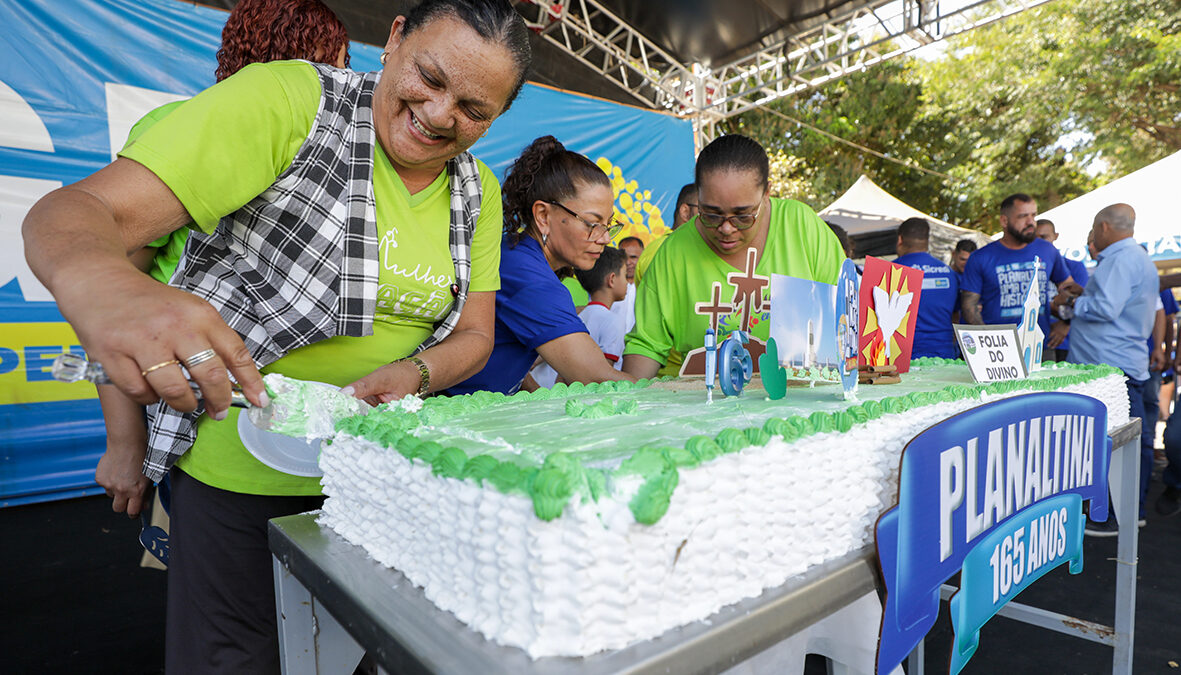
[562,275,589,307]
[632,231,668,287]
[119,61,503,495]
[123,99,189,283]
[624,198,845,377]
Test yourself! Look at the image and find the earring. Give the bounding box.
[380,52,389,66]
[541,232,549,246]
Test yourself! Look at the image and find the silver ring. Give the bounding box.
[184,348,217,369]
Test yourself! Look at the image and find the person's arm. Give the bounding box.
[1046,320,1070,349]
[537,332,637,386]
[94,386,151,516]
[1151,308,1166,372]
[345,291,497,404]
[960,291,984,324]
[22,159,265,415]
[622,353,662,380]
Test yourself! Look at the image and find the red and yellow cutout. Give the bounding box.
[858,256,923,374]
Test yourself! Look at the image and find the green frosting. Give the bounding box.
[715,428,749,453]
[334,362,1119,525]
[565,397,640,419]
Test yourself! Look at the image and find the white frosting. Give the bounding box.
[317,373,1128,659]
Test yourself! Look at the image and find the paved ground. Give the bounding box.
[3,479,1179,674]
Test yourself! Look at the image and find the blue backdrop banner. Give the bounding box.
[0,0,694,505]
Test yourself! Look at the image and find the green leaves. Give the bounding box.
[731,0,1178,230]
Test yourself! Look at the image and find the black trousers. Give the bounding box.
[166,468,324,674]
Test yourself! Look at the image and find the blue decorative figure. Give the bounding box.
[719,330,753,397]
[704,328,718,403]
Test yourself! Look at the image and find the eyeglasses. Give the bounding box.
[546,201,624,241]
[698,200,763,230]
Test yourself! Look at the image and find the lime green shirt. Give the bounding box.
[119,61,503,495]
[624,198,845,377]
[632,231,668,287]
[562,276,589,307]
[123,99,189,283]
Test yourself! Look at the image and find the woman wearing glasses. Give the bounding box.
[446,135,636,394]
[622,134,846,378]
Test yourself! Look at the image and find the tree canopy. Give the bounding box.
[725,0,1180,232]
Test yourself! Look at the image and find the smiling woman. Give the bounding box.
[20,1,530,672]
[622,134,848,379]
[445,135,637,396]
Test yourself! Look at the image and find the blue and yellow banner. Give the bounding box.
[875,392,1109,673]
[0,0,693,504]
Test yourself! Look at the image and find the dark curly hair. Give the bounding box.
[402,0,531,111]
[502,135,611,247]
[215,0,350,82]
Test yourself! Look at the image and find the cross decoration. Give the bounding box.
[695,282,733,334]
[727,248,769,332]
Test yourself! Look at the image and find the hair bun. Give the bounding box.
[528,135,565,159]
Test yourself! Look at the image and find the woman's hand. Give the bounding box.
[61,264,264,415]
[96,440,151,517]
[538,332,636,386]
[343,291,499,403]
[344,359,423,407]
[23,159,267,414]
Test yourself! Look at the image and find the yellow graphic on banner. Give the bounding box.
[595,157,669,246]
[0,322,96,405]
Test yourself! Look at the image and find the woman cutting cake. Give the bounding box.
[446,135,637,395]
[22,0,531,671]
[622,134,846,378]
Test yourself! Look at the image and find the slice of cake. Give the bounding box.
[316,359,1128,658]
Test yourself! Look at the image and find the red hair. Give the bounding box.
[215,0,350,82]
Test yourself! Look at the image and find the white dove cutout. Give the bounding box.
[872,284,914,360]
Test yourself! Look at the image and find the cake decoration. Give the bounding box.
[859,256,924,373]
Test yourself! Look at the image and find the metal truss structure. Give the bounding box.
[516,0,1053,146]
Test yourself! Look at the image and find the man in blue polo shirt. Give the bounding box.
[1053,203,1158,532]
[961,194,1075,348]
[1036,218,1090,361]
[893,217,958,359]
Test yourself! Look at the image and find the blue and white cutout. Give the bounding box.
[1016,257,1044,372]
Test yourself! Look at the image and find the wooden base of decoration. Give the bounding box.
[858,363,899,384]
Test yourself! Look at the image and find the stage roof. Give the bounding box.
[199,0,1052,130]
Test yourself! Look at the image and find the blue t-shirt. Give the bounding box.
[961,238,1070,344]
[1047,257,1090,352]
[1152,290,1178,369]
[894,251,959,359]
[447,235,588,395]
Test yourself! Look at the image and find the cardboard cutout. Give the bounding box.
[859,256,923,374]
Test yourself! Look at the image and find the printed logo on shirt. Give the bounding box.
[993,261,1047,312]
[377,226,454,325]
[922,277,950,290]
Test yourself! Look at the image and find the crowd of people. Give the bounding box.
[17,0,1177,670]
[882,195,1179,536]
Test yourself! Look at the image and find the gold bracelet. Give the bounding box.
[405,356,430,397]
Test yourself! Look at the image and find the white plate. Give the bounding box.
[237,382,336,477]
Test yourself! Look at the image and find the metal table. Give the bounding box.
[269,515,880,675]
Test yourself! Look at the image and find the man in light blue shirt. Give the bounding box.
[1053,203,1158,527]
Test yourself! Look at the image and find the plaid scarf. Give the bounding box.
[142,64,482,481]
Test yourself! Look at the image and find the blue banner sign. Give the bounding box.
[0,0,693,505]
[875,392,1110,673]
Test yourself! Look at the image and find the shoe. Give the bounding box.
[1155,486,1181,517]
[1084,518,1119,537]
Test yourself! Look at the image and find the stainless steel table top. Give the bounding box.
[269,514,879,675]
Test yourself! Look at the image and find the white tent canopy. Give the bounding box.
[1039,150,1181,267]
[818,175,991,262]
